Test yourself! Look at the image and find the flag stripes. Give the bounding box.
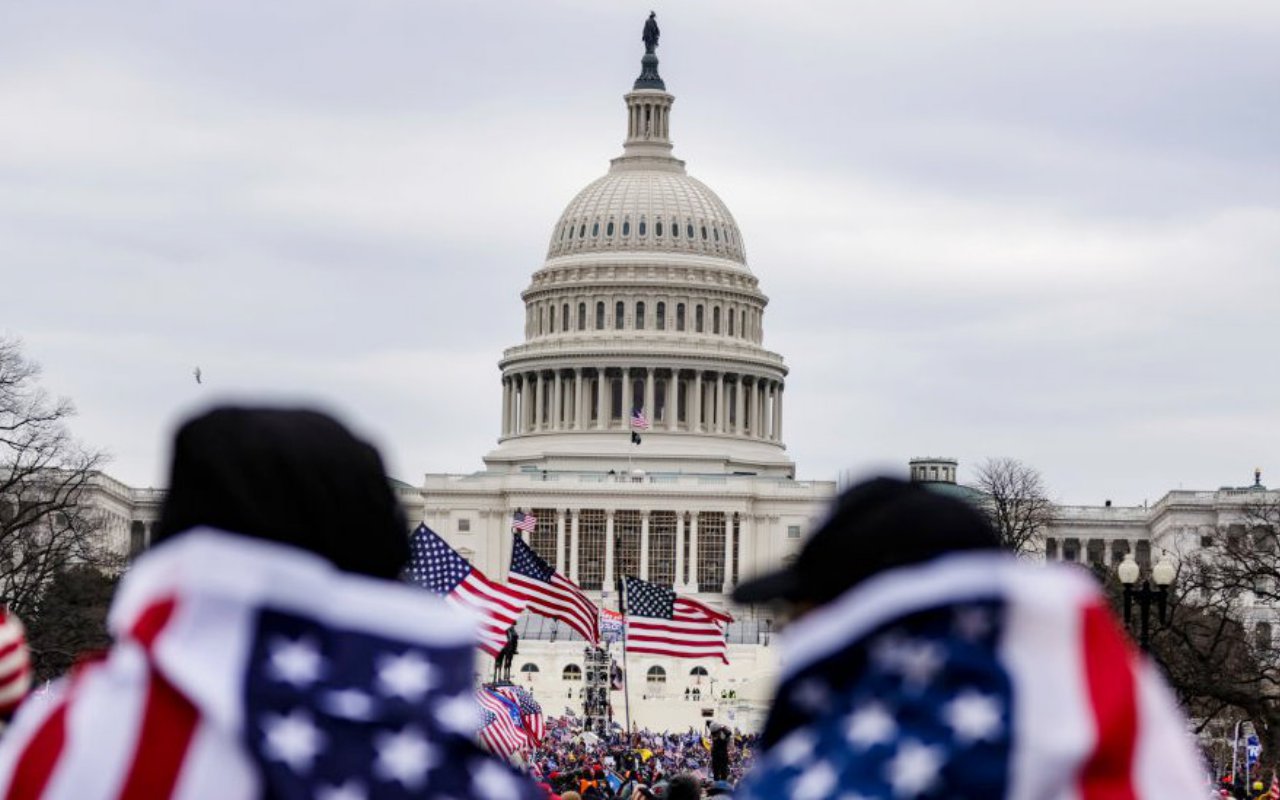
[475,688,529,760]
[507,537,599,645]
[623,577,732,664]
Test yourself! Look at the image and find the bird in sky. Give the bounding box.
[193,367,202,385]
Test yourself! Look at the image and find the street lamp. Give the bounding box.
[1118,552,1175,650]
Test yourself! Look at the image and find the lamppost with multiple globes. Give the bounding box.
[1117,552,1176,651]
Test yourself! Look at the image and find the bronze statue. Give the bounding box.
[642,12,660,54]
[493,625,519,683]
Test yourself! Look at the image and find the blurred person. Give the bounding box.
[731,477,1205,799]
[665,773,702,800]
[708,721,731,781]
[0,407,538,799]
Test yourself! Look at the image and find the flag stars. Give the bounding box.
[472,760,522,800]
[268,635,325,688]
[374,726,436,789]
[435,692,482,734]
[790,759,839,800]
[262,708,326,773]
[376,651,437,702]
[774,730,817,767]
[952,606,994,641]
[885,740,946,798]
[790,678,831,712]
[943,690,1003,744]
[872,635,945,691]
[844,702,897,750]
[321,688,376,721]
[316,780,367,800]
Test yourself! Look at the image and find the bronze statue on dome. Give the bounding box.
[642,12,660,54]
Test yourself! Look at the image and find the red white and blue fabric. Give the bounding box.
[507,536,599,646]
[511,512,537,534]
[492,684,545,745]
[474,688,530,761]
[623,576,733,664]
[630,408,650,430]
[404,524,528,658]
[0,609,31,717]
[0,529,539,800]
[735,552,1204,800]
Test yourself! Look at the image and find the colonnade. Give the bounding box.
[500,366,784,443]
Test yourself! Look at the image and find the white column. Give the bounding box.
[551,371,562,430]
[574,368,585,430]
[555,509,567,573]
[500,378,510,437]
[535,372,546,431]
[604,510,616,591]
[674,512,685,589]
[716,373,726,433]
[745,377,756,437]
[734,375,745,436]
[693,372,703,432]
[644,367,656,423]
[776,385,784,442]
[666,370,678,431]
[569,510,581,582]
[688,512,700,592]
[523,374,534,432]
[722,513,735,593]
[640,511,651,581]
[596,368,607,430]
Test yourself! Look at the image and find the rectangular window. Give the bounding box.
[616,301,625,329]
[648,511,677,587]
[578,509,607,591]
[457,518,471,533]
[656,302,666,330]
[636,302,645,330]
[596,302,605,330]
[697,512,726,593]
[529,507,558,565]
[695,305,704,333]
[731,514,740,586]
[786,525,801,539]
[677,303,686,331]
[615,510,641,585]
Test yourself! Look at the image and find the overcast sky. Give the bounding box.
[3,1,1277,505]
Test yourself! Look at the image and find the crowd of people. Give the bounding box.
[0,405,1223,797]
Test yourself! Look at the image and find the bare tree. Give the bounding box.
[0,337,113,619]
[972,457,1053,555]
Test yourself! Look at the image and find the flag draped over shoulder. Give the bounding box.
[507,536,599,646]
[623,576,733,664]
[735,552,1206,800]
[0,529,539,800]
[404,524,528,657]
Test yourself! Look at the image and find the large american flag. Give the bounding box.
[511,511,537,533]
[623,576,733,664]
[0,529,539,800]
[474,687,533,760]
[507,536,599,646]
[735,553,1206,800]
[404,524,528,658]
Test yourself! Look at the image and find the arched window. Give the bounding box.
[690,666,709,677]
[676,303,686,331]
[549,305,556,332]
[673,222,680,238]
[647,666,666,683]
[695,305,704,333]
[701,225,708,240]
[639,217,647,237]
[596,302,605,330]
[622,218,631,236]
[538,307,544,335]
[615,301,625,329]
[592,221,599,237]
[714,227,720,241]
[687,223,694,238]
[607,220,615,236]
[568,224,575,240]
[562,304,569,332]
[563,664,582,681]
[712,306,721,335]
[521,663,540,675]
[656,302,666,330]
[578,302,586,331]
[636,302,646,330]
[728,308,735,337]
[579,224,586,238]
[656,221,664,237]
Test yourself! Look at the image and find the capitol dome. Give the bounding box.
[486,27,793,477]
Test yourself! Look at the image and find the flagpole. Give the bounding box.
[619,575,634,748]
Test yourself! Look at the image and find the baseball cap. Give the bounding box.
[732,476,1000,606]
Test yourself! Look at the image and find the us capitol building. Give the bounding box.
[81,25,1277,731]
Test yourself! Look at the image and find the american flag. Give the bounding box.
[404,524,528,657]
[511,511,538,533]
[735,553,1206,800]
[493,684,545,745]
[630,407,650,430]
[1271,773,1279,800]
[475,687,530,760]
[623,576,733,664]
[0,529,539,800]
[507,536,599,645]
[0,607,30,716]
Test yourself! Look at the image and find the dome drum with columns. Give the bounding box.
[487,36,792,476]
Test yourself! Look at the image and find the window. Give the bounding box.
[457,518,471,533]
[786,525,801,539]
[647,666,666,683]
[538,307,544,335]
[577,509,607,590]
[676,303,686,331]
[579,224,586,238]
[615,510,641,586]
[673,222,680,238]
[623,219,631,236]
[714,227,720,241]
[568,225,575,240]
[656,302,666,330]
[615,301,625,329]
[690,666,709,678]
[578,302,586,331]
[701,226,708,240]
[607,221,615,236]
[562,304,569,331]
[549,305,556,332]
[687,223,694,238]
[596,302,605,330]
[1045,537,1058,559]
[697,512,726,592]
[648,511,677,587]
[639,217,647,237]
[529,507,557,565]
[1257,622,1273,652]
[129,521,147,556]
[636,302,645,330]
[521,663,540,674]
[695,305,704,333]
[592,222,599,237]
[712,306,721,335]
[563,664,582,681]
[728,309,735,337]
[656,221,663,237]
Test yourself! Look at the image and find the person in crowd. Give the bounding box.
[664,773,702,800]
[731,476,1206,799]
[0,406,539,799]
[708,721,731,781]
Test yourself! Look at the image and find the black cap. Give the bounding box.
[733,477,1000,606]
[154,406,409,580]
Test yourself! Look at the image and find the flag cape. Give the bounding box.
[736,552,1205,800]
[0,529,538,800]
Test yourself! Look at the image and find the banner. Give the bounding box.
[600,608,624,643]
